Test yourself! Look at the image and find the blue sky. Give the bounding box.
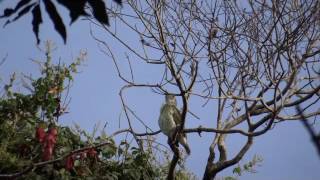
[0,1,319,179]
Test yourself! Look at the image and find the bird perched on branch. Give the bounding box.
[158,94,191,155]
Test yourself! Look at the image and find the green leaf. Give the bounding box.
[101,145,117,158]
[233,166,242,176]
[225,177,237,180]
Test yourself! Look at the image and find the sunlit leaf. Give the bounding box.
[233,166,242,176]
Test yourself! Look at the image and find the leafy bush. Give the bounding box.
[0,44,194,180]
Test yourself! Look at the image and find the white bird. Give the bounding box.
[158,94,190,155]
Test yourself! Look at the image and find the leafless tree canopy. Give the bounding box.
[91,0,320,179]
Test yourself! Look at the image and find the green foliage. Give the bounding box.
[0,46,195,179]
[224,177,237,180]
[230,155,263,179]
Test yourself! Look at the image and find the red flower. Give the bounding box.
[42,128,58,161]
[36,127,46,143]
[48,128,58,136]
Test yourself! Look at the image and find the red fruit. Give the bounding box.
[48,128,58,136]
[65,155,74,171]
[42,130,58,161]
[46,133,57,144]
[36,127,46,143]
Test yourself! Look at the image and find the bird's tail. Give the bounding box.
[179,134,191,155]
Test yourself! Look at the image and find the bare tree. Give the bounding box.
[90,0,320,179]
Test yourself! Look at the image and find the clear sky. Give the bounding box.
[0,1,319,179]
